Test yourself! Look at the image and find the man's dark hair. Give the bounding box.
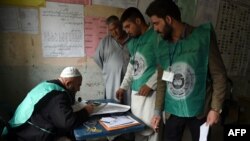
[106,15,119,25]
[120,7,146,24]
[146,0,181,21]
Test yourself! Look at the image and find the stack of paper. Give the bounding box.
[99,115,140,131]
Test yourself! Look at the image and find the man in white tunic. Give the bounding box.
[93,15,131,105]
[116,8,164,141]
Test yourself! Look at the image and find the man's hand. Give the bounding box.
[139,85,152,96]
[116,88,126,101]
[84,104,94,114]
[151,115,161,133]
[206,110,220,126]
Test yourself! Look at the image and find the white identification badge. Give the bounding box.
[162,70,174,82]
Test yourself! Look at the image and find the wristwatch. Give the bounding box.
[211,108,222,114]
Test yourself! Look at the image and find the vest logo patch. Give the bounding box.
[133,52,146,79]
[167,62,195,99]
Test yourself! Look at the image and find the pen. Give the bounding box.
[103,121,110,123]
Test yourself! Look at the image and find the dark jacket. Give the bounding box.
[13,80,89,141]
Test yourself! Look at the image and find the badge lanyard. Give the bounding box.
[168,43,178,71]
[132,41,138,75]
[162,43,177,82]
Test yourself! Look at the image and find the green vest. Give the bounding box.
[6,81,65,132]
[158,23,211,117]
[127,27,159,91]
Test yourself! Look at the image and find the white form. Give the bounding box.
[199,122,210,141]
[72,102,130,116]
[91,103,130,116]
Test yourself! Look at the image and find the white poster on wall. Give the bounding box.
[92,0,138,9]
[40,2,84,57]
[0,7,39,34]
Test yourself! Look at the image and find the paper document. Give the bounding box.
[199,122,210,141]
[100,117,116,123]
[91,103,130,116]
[72,102,130,115]
[99,115,140,131]
[100,116,135,127]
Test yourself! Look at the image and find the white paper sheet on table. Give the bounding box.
[72,102,130,116]
[100,116,136,127]
[91,103,130,116]
[199,122,210,141]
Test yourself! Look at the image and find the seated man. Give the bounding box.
[3,67,94,141]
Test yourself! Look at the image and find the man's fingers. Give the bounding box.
[118,93,122,100]
[116,89,124,100]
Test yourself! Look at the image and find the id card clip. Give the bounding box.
[162,70,174,82]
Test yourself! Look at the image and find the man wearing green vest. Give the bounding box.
[116,7,163,141]
[146,1,227,141]
[3,67,94,141]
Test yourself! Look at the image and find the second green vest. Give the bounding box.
[158,23,211,117]
[127,27,159,91]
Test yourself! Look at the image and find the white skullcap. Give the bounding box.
[60,67,82,78]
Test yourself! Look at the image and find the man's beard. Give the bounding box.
[70,91,77,95]
[67,86,77,95]
[162,23,173,41]
[129,27,141,38]
[132,34,140,38]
